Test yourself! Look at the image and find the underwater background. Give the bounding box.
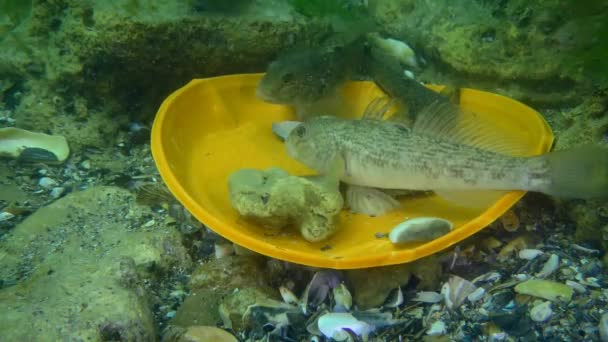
[1,0,608,341]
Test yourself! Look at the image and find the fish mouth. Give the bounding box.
[272,121,302,141]
[255,86,279,103]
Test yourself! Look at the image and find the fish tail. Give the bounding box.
[540,145,608,199]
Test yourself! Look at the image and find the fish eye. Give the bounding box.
[295,125,306,138]
[281,72,295,83]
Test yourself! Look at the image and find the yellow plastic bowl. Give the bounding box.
[151,74,554,269]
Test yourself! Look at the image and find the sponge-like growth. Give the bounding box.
[228,167,344,242]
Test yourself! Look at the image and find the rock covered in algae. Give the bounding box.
[228,167,344,242]
[0,186,191,341]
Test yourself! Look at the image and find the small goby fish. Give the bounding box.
[284,97,608,210]
[256,38,367,120]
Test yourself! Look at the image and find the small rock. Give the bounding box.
[49,187,65,199]
[38,177,57,189]
[529,301,553,322]
[514,279,573,301]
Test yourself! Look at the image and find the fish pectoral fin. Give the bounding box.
[361,96,395,121]
[434,190,508,208]
[345,184,401,217]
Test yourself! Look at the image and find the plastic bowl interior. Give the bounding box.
[151,73,554,269]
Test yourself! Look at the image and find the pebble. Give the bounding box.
[514,279,573,302]
[80,160,91,170]
[50,187,65,199]
[389,217,452,244]
[530,301,553,322]
[38,177,57,189]
[317,313,372,341]
[518,249,543,260]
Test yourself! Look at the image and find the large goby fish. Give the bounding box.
[284,97,608,209]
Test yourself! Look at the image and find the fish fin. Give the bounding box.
[412,101,531,156]
[434,190,508,208]
[439,85,461,104]
[361,96,395,121]
[540,145,608,199]
[345,185,401,217]
[386,106,413,127]
[272,121,302,141]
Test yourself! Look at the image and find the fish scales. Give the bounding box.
[289,117,551,193]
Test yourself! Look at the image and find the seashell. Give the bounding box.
[0,211,15,222]
[500,209,520,232]
[565,280,587,294]
[383,287,404,308]
[467,287,486,302]
[426,320,447,336]
[518,249,544,260]
[530,301,553,322]
[536,254,560,278]
[279,286,299,306]
[332,283,352,312]
[514,279,573,301]
[442,275,477,310]
[369,33,418,68]
[412,291,443,303]
[389,217,453,244]
[317,312,373,342]
[0,127,69,164]
[472,271,501,284]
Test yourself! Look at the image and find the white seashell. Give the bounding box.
[472,271,501,284]
[0,127,70,164]
[565,280,587,294]
[513,273,530,281]
[536,254,560,278]
[518,249,544,260]
[317,313,373,342]
[332,283,353,312]
[442,275,477,310]
[467,287,486,302]
[279,286,299,306]
[389,217,453,244]
[426,320,447,336]
[530,301,553,322]
[370,34,418,68]
[383,287,404,308]
[0,211,15,222]
[412,291,443,303]
[403,69,415,79]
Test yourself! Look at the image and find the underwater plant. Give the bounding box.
[0,0,32,35]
